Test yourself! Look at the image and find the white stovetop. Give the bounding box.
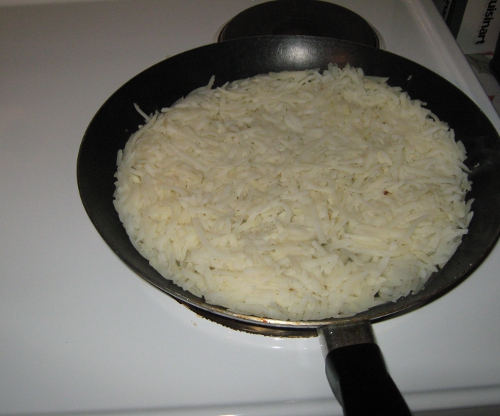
[1,1,500,415]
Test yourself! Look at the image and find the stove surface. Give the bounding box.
[1,1,500,415]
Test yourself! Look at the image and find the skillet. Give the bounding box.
[77,36,500,415]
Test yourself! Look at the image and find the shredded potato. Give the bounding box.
[114,65,472,320]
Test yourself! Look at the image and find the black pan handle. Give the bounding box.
[318,322,413,416]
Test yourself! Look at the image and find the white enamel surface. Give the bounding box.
[1,0,500,415]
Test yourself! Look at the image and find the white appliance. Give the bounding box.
[1,0,499,415]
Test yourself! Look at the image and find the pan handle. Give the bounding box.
[318,321,413,416]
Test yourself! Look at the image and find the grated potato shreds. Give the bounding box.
[114,64,472,320]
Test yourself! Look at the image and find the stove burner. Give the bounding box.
[218,0,379,48]
[179,301,317,338]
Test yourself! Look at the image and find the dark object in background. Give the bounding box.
[490,32,500,83]
[433,0,468,38]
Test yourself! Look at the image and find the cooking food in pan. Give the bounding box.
[113,64,472,321]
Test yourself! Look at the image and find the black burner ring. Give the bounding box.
[218,0,379,48]
[177,300,317,338]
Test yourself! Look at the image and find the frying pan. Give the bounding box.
[77,36,500,415]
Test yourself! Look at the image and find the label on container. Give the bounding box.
[434,0,500,54]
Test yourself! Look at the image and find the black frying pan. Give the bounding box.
[77,36,500,415]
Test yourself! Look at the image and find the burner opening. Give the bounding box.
[272,18,321,37]
[218,0,379,48]
[180,301,317,338]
